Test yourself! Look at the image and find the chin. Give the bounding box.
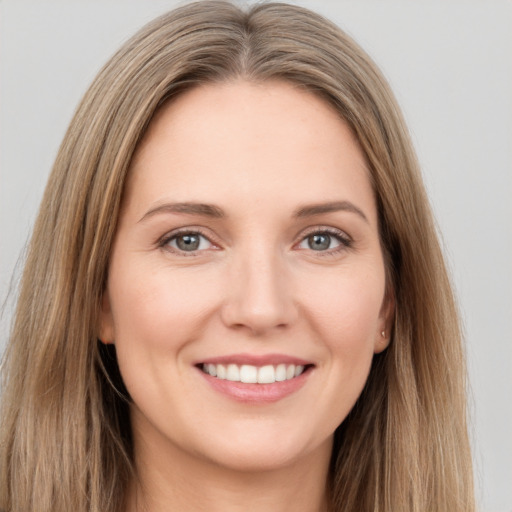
[195,428,333,474]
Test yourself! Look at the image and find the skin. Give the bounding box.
[100,80,393,512]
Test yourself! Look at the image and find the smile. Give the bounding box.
[200,363,306,384]
[196,354,314,402]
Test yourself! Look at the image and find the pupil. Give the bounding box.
[177,234,199,251]
[309,234,330,251]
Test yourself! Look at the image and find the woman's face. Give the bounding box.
[100,80,392,472]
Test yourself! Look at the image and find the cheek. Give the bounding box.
[108,265,217,351]
[274,266,385,438]
[302,265,385,344]
[299,263,385,394]
[106,265,219,414]
[104,264,223,420]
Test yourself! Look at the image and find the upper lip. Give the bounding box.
[196,353,313,367]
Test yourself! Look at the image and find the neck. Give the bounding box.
[125,424,332,512]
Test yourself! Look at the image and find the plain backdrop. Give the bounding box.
[1,1,511,511]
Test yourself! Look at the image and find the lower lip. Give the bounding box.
[197,367,312,403]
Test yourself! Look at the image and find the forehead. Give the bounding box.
[125,80,375,222]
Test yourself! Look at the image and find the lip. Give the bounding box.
[194,353,314,403]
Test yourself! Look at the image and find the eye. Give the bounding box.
[297,229,351,252]
[163,231,214,253]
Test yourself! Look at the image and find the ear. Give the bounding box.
[374,289,395,354]
[98,291,115,344]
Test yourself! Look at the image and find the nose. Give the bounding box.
[220,248,298,336]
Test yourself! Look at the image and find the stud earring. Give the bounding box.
[381,330,386,338]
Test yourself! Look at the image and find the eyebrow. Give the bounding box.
[138,202,225,222]
[138,200,368,223]
[293,201,369,223]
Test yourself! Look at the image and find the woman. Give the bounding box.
[0,2,475,511]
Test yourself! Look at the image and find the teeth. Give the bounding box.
[226,364,240,381]
[294,365,304,377]
[216,364,226,379]
[202,363,306,383]
[207,363,217,377]
[257,365,275,384]
[240,365,257,383]
[275,364,287,382]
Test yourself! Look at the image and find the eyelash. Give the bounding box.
[158,227,216,257]
[296,227,353,256]
[157,226,353,257]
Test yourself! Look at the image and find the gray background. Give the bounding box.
[1,1,511,510]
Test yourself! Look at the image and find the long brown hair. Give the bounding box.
[0,2,474,511]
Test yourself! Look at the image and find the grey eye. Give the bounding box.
[298,232,344,252]
[168,233,212,252]
[176,234,200,251]
[307,233,332,251]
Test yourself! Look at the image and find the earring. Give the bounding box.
[381,330,386,338]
